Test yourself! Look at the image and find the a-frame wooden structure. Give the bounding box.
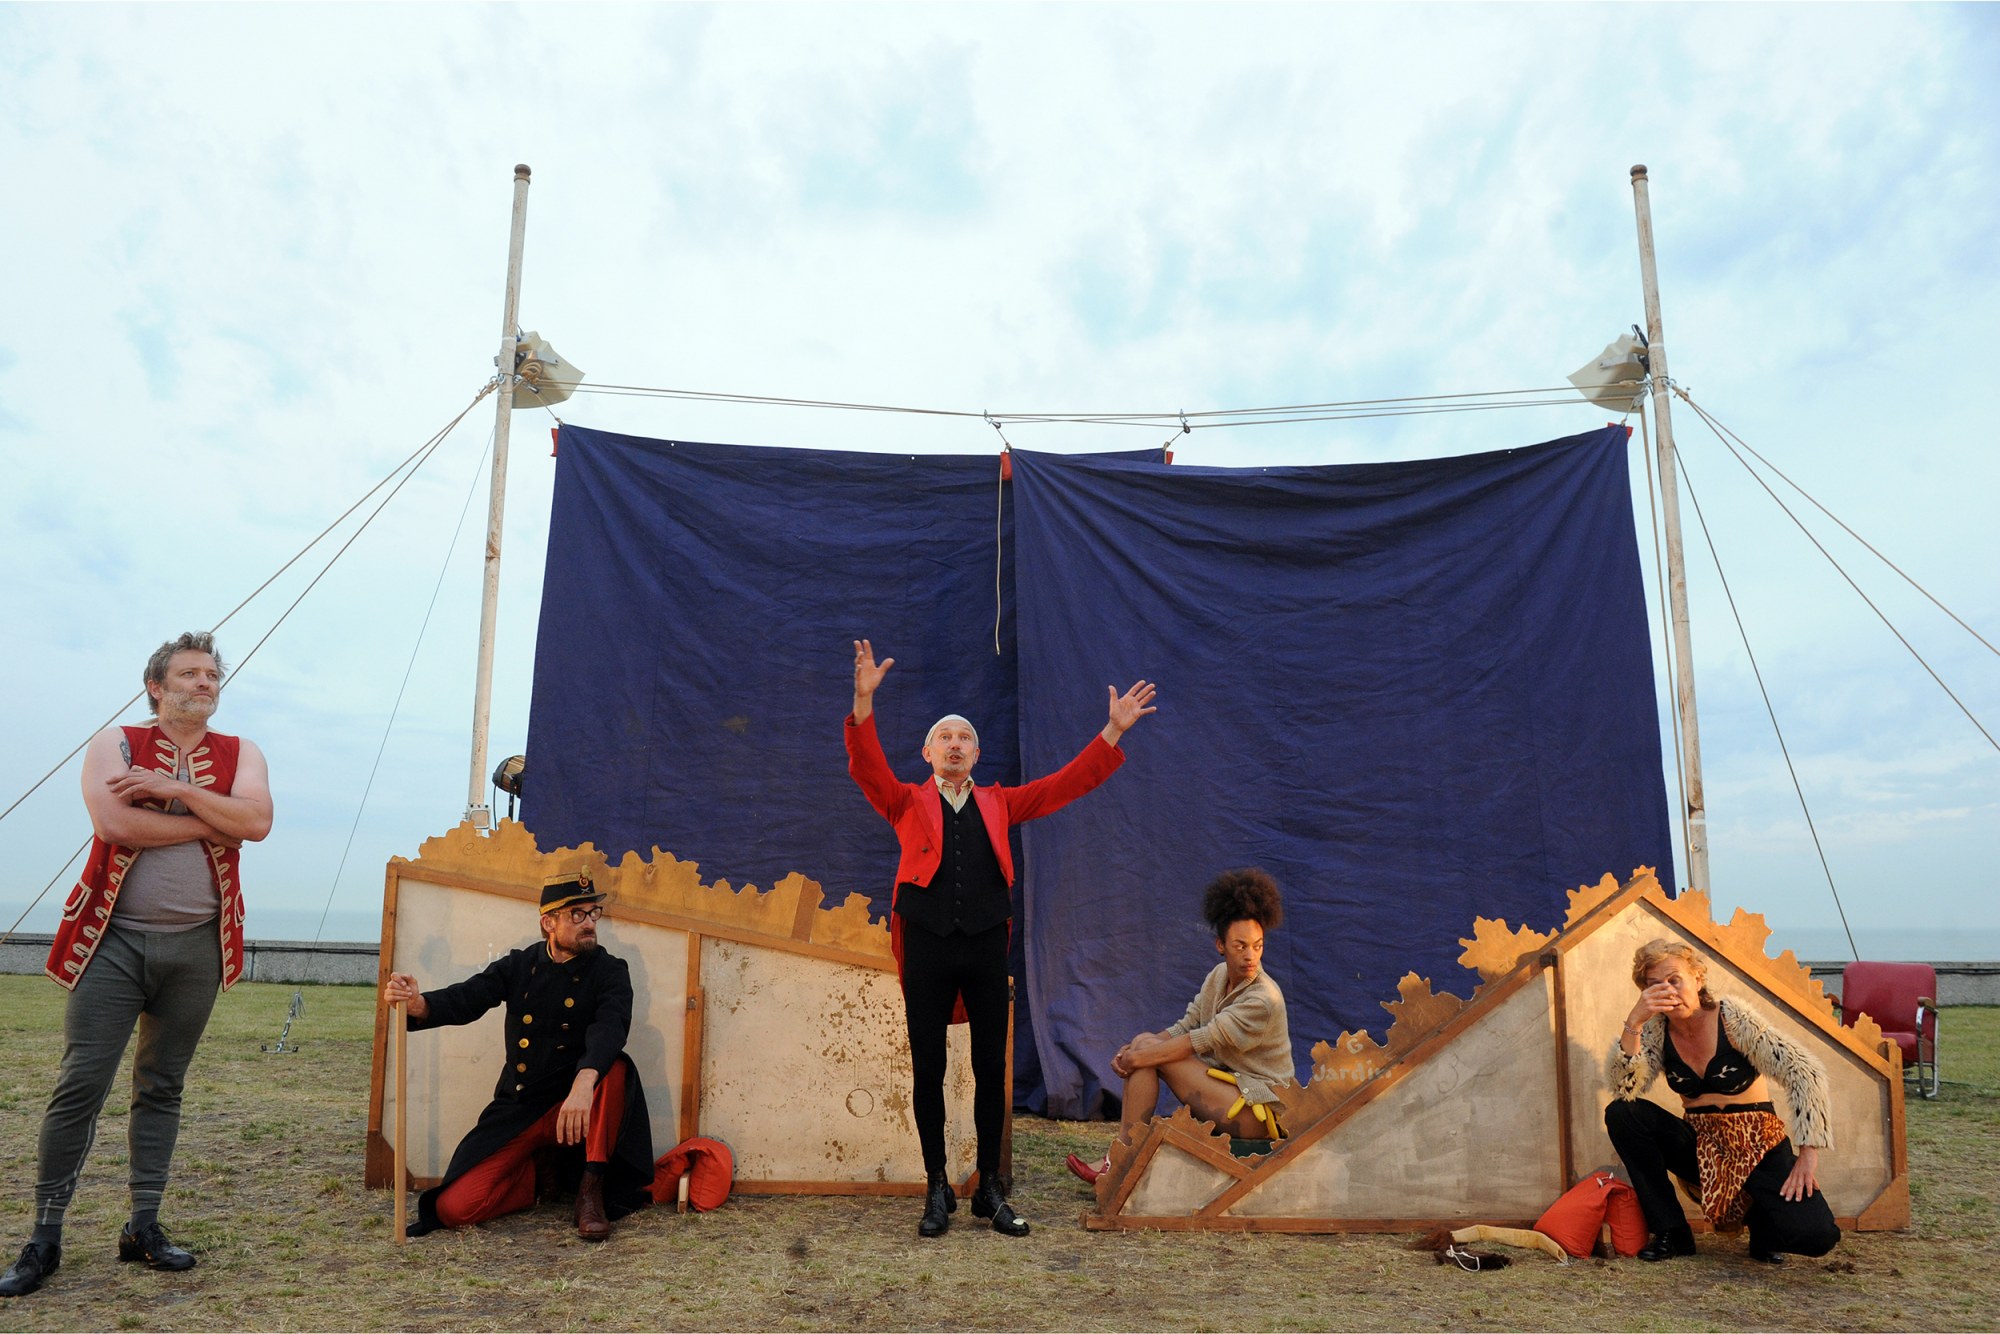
[1085,868,1908,1233]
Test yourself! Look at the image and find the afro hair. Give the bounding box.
[1201,867,1283,939]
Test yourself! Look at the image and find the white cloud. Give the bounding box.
[2,3,1995,950]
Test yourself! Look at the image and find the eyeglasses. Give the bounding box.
[565,905,603,923]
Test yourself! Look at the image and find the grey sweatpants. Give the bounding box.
[34,922,221,1226]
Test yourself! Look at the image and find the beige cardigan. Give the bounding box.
[1164,963,1295,1107]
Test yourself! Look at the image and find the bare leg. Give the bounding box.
[1120,1057,1268,1142]
[1117,1066,1164,1142]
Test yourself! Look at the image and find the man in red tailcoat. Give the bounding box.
[845,638,1155,1239]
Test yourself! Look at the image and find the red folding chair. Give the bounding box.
[1835,962,1940,1099]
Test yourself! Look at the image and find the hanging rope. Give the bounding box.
[987,416,1012,656]
[1674,449,1861,961]
[1676,387,1996,755]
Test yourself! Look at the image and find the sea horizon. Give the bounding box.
[5,905,1996,965]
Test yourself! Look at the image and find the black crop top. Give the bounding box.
[1661,1024,1759,1097]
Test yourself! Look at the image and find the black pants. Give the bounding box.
[900,919,1009,1177]
[1604,1098,1841,1257]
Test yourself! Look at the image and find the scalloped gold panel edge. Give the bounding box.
[397,819,892,959]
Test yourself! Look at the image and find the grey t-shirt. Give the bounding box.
[111,752,219,932]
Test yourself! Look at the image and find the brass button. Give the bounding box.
[518,1038,530,1048]
[522,1015,533,1025]
[564,998,575,1008]
[515,1062,528,1072]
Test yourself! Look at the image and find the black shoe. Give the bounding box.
[970,1176,1030,1238]
[118,1222,196,1272]
[1748,1244,1785,1265]
[0,1242,61,1297]
[917,1172,956,1238]
[1636,1229,1697,1262]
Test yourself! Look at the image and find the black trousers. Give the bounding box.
[1604,1098,1841,1257]
[900,919,1010,1178]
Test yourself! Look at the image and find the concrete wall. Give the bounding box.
[3,934,1996,1003]
[1,933,380,986]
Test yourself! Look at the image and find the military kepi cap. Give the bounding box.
[540,870,606,915]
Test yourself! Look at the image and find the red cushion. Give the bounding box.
[1535,1172,1621,1258]
[651,1136,734,1212]
[1604,1178,1647,1256]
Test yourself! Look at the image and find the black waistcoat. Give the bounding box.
[896,789,1011,936]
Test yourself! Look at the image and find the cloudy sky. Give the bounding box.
[3,3,1995,961]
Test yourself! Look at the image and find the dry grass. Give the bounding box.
[0,976,1995,1331]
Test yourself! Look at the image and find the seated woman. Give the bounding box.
[1068,868,1294,1183]
[1606,938,1842,1263]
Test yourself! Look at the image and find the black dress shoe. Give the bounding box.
[0,1241,61,1297]
[917,1171,956,1238]
[970,1177,1030,1238]
[1748,1244,1786,1265]
[1636,1229,1697,1262]
[118,1222,196,1272]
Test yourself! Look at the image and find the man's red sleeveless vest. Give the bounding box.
[46,724,248,991]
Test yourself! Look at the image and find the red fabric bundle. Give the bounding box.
[651,1136,734,1212]
[1535,1171,1646,1258]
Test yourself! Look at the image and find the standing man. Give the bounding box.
[845,639,1155,1238]
[2,632,273,1299]
[382,871,656,1242]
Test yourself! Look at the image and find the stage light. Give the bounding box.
[492,754,526,821]
[1567,330,1648,413]
[506,332,584,409]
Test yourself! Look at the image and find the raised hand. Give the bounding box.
[1103,679,1158,743]
[851,639,897,723]
[853,639,894,699]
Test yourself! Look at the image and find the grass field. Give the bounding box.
[0,977,1995,1331]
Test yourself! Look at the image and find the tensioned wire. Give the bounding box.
[1671,442,1862,962]
[0,383,495,944]
[562,381,1596,429]
[1676,388,1998,753]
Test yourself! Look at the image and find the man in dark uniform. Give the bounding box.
[382,871,655,1241]
[845,639,1155,1238]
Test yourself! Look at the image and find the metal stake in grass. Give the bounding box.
[262,988,306,1053]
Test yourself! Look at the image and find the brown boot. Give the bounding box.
[574,1171,610,1242]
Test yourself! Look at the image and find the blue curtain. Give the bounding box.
[524,424,1668,1117]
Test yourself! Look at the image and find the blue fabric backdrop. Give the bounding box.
[1007,432,1670,1117]
[523,424,1669,1118]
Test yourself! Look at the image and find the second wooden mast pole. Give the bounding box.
[1630,163,1709,894]
[466,163,533,828]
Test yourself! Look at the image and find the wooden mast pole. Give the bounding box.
[466,164,532,828]
[1630,164,1709,894]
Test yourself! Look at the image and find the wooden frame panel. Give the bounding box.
[366,820,989,1195]
[1086,869,1910,1232]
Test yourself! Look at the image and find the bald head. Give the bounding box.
[921,715,980,783]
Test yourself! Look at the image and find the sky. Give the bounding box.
[2,3,1996,962]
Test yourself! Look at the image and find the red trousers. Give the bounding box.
[434,1062,628,1229]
